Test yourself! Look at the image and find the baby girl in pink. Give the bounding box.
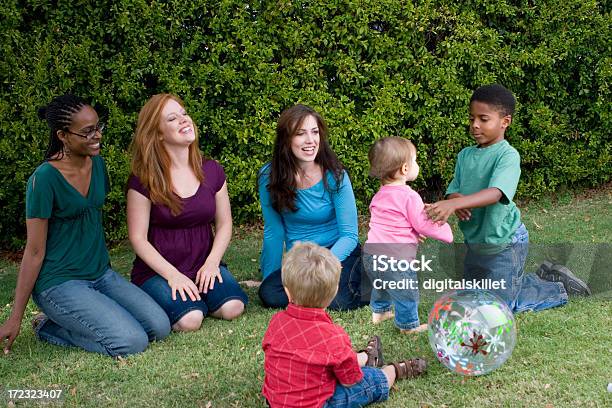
[365,137,453,333]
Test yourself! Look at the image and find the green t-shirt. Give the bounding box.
[446,140,522,250]
[26,155,111,294]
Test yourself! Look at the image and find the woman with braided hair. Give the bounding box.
[0,95,170,356]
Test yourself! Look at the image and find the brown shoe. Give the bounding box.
[358,335,384,367]
[391,358,427,380]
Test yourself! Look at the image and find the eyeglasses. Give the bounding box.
[64,123,105,140]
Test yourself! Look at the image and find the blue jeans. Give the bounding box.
[140,264,248,325]
[32,268,171,357]
[324,367,389,407]
[258,244,368,310]
[363,253,421,330]
[464,224,568,313]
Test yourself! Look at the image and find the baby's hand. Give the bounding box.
[425,201,455,225]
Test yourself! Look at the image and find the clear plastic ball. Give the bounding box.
[428,289,517,376]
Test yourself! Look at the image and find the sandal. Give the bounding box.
[391,358,427,380]
[359,335,384,367]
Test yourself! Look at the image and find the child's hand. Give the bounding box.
[418,234,427,244]
[455,208,472,221]
[425,200,456,225]
[446,193,471,221]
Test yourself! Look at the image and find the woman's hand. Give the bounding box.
[195,259,223,294]
[0,317,22,354]
[167,272,201,302]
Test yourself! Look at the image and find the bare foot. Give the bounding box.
[400,323,428,334]
[372,311,394,324]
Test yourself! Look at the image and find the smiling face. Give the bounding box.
[60,105,102,157]
[290,115,320,165]
[469,101,511,148]
[159,99,195,147]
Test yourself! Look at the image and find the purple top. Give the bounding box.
[128,159,226,286]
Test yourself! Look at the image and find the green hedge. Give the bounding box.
[1,0,610,249]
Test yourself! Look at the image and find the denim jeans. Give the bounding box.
[464,223,568,313]
[140,264,248,325]
[258,244,368,310]
[324,367,389,407]
[364,253,421,330]
[32,268,171,357]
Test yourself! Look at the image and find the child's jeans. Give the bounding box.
[364,253,421,330]
[324,367,389,407]
[464,223,568,313]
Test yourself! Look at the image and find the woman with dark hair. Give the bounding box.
[0,95,170,356]
[258,104,365,310]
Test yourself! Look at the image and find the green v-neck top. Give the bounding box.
[26,155,111,294]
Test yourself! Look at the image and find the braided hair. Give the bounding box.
[37,94,88,160]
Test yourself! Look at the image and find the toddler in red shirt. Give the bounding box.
[262,242,427,408]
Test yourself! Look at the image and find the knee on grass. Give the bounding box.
[148,316,171,341]
[211,300,245,320]
[173,311,204,332]
[109,329,150,357]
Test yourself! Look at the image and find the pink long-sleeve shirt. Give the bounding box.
[366,185,453,258]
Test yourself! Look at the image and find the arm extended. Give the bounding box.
[0,218,48,353]
[426,188,503,224]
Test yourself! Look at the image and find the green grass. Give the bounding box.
[1,186,611,407]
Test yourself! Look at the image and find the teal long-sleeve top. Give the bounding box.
[258,163,359,279]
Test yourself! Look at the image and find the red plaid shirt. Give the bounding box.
[262,304,363,408]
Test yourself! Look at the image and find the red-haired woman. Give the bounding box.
[127,94,247,332]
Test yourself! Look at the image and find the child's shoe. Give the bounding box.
[358,335,384,367]
[400,323,428,334]
[536,262,591,296]
[390,358,427,379]
[372,310,394,324]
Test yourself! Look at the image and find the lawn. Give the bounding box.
[1,186,611,407]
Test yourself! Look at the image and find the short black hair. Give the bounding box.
[470,84,516,116]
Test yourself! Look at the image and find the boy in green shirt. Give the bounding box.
[426,84,590,312]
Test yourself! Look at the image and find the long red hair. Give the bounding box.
[130,94,203,215]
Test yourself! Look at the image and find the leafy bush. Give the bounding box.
[1,0,610,248]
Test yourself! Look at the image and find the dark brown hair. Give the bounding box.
[267,104,344,212]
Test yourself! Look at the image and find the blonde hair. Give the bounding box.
[282,242,341,308]
[368,137,416,184]
[130,94,203,215]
